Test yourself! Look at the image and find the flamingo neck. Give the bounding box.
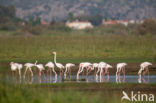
[54,53,57,64]
[34,61,37,66]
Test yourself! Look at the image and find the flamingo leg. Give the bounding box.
[24,67,28,78]
[103,68,105,81]
[105,68,109,82]
[100,68,103,82]
[52,67,57,77]
[64,67,68,79]
[29,68,33,77]
[18,69,21,80]
[122,68,125,82]
[86,67,89,77]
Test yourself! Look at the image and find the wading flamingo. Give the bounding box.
[138,62,152,83]
[10,62,23,79]
[96,62,107,82]
[52,52,65,77]
[45,61,57,76]
[92,63,99,75]
[45,61,57,82]
[64,63,75,79]
[24,61,37,78]
[103,64,113,82]
[116,63,127,83]
[77,62,92,80]
[35,62,45,77]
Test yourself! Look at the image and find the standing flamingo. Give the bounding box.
[116,63,127,83]
[35,62,45,77]
[24,61,37,78]
[103,64,113,82]
[10,62,23,79]
[77,62,92,80]
[96,62,107,82]
[92,63,99,75]
[52,52,65,77]
[138,62,152,83]
[64,63,75,79]
[45,61,57,76]
[45,61,57,82]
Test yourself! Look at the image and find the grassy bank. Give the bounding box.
[0,81,156,103]
[0,35,156,60]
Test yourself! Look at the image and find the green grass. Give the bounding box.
[0,35,156,61]
[0,80,156,103]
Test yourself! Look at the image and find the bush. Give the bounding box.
[50,23,71,32]
[136,19,156,35]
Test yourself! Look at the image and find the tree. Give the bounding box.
[136,19,156,35]
[67,12,74,21]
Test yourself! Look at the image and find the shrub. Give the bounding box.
[136,19,156,35]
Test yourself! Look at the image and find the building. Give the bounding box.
[66,20,93,30]
[41,19,50,26]
[102,19,137,26]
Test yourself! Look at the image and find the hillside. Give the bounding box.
[1,0,156,21]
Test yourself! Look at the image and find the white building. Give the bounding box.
[66,20,93,30]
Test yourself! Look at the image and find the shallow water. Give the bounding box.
[6,75,156,84]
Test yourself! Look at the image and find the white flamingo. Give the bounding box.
[96,62,107,82]
[35,62,45,77]
[24,61,37,78]
[116,63,127,83]
[53,52,65,76]
[77,62,92,80]
[138,62,152,83]
[10,62,23,79]
[45,61,57,75]
[103,64,113,81]
[92,63,99,75]
[64,63,75,79]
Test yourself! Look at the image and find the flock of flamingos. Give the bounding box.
[10,52,152,83]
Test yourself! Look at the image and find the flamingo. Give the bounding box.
[24,61,37,78]
[64,63,75,79]
[116,63,127,83]
[96,62,107,82]
[45,61,57,76]
[10,62,23,79]
[138,62,152,83]
[35,62,45,77]
[77,62,92,80]
[52,52,65,77]
[92,63,99,75]
[103,64,113,81]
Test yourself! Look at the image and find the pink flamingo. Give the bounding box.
[64,63,75,79]
[24,61,37,78]
[138,62,152,83]
[116,63,127,83]
[52,52,65,78]
[77,62,92,80]
[10,62,23,79]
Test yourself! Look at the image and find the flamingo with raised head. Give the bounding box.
[64,63,75,79]
[116,63,127,83]
[52,52,65,77]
